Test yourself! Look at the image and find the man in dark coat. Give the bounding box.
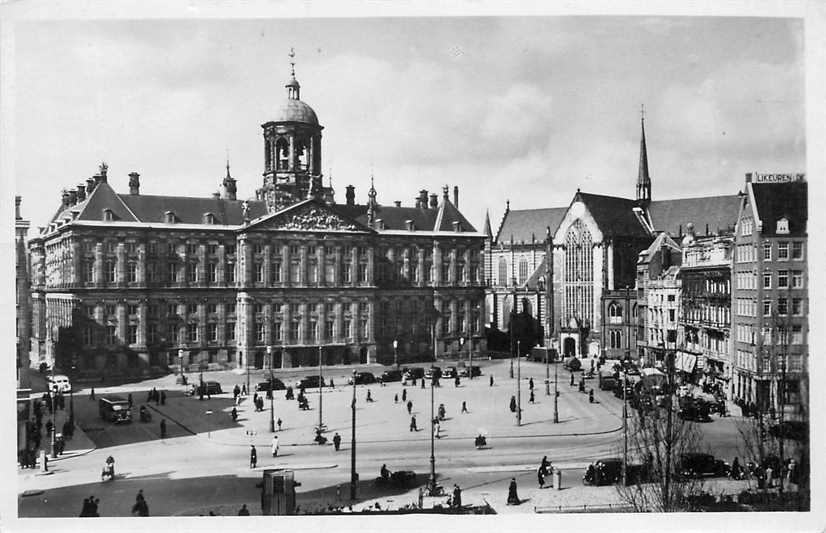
[333,432,342,451]
[249,445,257,468]
[160,419,167,439]
[401,388,407,402]
[507,478,519,505]
[509,396,517,413]
[452,484,462,508]
[409,416,417,432]
[407,400,413,414]
[237,504,250,515]
[160,391,166,405]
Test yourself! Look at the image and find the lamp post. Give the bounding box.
[516,339,522,426]
[350,369,357,500]
[317,345,324,431]
[459,336,465,377]
[177,349,185,385]
[267,346,275,433]
[545,345,551,396]
[428,368,437,495]
[553,349,559,423]
[393,339,399,370]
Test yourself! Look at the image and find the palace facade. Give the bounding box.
[27,62,486,376]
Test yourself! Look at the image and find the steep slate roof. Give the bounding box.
[495,207,568,244]
[576,192,649,238]
[751,181,807,236]
[55,181,139,223]
[637,231,680,264]
[332,201,476,232]
[523,255,548,289]
[119,194,268,225]
[648,195,742,237]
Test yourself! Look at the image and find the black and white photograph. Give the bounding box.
[3,1,823,530]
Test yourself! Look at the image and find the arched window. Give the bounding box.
[265,139,272,169]
[498,257,508,286]
[102,208,114,221]
[518,258,528,285]
[276,138,290,170]
[610,330,622,349]
[608,302,623,324]
[563,219,594,325]
[297,139,309,171]
[164,211,176,224]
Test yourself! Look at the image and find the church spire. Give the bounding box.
[636,104,651,207]
[483,209,493,239]
[221,157,237,200]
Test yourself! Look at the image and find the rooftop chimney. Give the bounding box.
[345,185,355,206]
[442,185,450,203]
[86,177,96,195]
[429,194,438,209]
[76,184,86,202]
[15,196,21,220]
[128,172,140,195]
[394,200,402,207]
[68,190,77,205]
[61,189,70,208]
[453,185,459,208]
[418,190,428,208]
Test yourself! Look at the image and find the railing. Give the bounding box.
[534,503,634,513]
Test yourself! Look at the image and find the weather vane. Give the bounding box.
[289,47,296,76]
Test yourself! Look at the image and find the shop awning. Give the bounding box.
[674,352,697,373]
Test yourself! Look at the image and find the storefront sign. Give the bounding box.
[752,173,805,183]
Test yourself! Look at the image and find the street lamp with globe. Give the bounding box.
[177,349,186,385]
[393,339,399,370]
[267,346,275,433]
[459,336,466,378]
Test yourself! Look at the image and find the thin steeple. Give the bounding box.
[636,104,651,206]
[483,210,493,239]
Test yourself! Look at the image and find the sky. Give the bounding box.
[11,16,805,234]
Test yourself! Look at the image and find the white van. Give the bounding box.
[47,374,72,393]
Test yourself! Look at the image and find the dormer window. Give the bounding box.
[203,212,216,224]
[102,208,115,222]
[776,217,789,234]
[165,211,176,224]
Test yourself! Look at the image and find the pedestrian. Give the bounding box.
[402,388,407,402]
[271,435,279,457]
[249,445,257,469]
[160,391,166,405]
[128,393,133,408]
[234,384,240,400]
[421,378,425,389]
[489,375,494,387]
[454,376,460,387]
[434,419,441,438]
[329,378,335,389]
[90,387,95,401]
[410,415,417,432]
[530,390,535,403]
[333,432,341,451]
[160,419,167,439]
[231,407,238,421]
[461,401,468,413]
[570,373,575,387]
[541,455,550,472]
[507,478,520,505]
[277,418,282,431]
[509,396,517,413]
[242,384,247,396]
[407,400,413,414]
[452,484,462,508]
[529,377,534,391]
[366,389,373,402]
[538,465,545,488]
[237,504,250,516]
[132,490,149,516]
[394,393,399,403]
[253,392,259,408]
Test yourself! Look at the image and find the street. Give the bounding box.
[18,360,749,516]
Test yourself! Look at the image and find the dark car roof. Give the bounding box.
[597,458,623,465]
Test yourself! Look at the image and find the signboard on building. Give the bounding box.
[748,173,805,184]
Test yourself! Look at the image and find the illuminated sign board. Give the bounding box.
[752,173,805,183]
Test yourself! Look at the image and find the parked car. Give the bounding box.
[769,420,808,441]
[402,367,425,382]
[458,366,481,377]
[442,367,457,379]
[583,458,623,486]
[256,378,286,392]
[563,357,581,371]
[380,369,403,383]
[678,397,712,422]
[200,381,223,395]
[296,376,325,389]
[598,372,617,391]
[424,366,442,380]
[678,453,729,479]
[47,374,72,393]
[348,372,377,385]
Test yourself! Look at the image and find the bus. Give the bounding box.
[99,396,132,423]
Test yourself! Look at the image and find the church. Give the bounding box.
[486,112,742,362]
[28,57,486,376]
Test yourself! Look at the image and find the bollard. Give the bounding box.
[40,450,48,472]
[553,469,562,490]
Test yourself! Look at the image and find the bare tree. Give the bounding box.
[616,354,708,511]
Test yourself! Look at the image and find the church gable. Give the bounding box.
[245,200,373,233]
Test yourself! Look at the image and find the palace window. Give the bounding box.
[273,262,282,283]
[518,259,528,285]
[187,263,198,283]
[128,304,138,316]
[498,257,507,286]
[358,264,368,283]
[776,217,789,234]
[127,325,138,345]
[209,263,218,283]
[763,273,771,289]
[106,326,118,345]
[105,261,116,283]
[225,244,236,256]
[778,270,789,288]
[207,303,217,314]
[290,262,301,283]
[187,324,198,342]
[273,322,282,342]
[777,298,788,316]
[255,262,264,283]
[290,320,300,343]
[147,324,158,344]
[226,303,236,315]
[792,298,803,316]
[226,263,235,284]
[763,242,772,261]
[778,242,789,260]
[792,241,803,260]
[763,300,772,317]
[83,261,94,283]
[167,324,178,343]
[256,323,265,343]
[344,319,352,341]
[127,262,138,283]
[608,302,623,324]
[167,263,178,282]
[226,322,236,341]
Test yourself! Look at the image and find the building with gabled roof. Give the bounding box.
[486,110,744,364]
[27,58,486,376]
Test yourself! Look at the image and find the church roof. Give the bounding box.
[648,195,741,237]
[495,207,567,244]
[576,192,649,238]
[750,181,807,237]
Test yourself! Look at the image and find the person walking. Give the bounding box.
[489,375,494,387]
[366,389,373,402]
[90,387,95,401]
[509,396,517,413]
[570,372,575,387]
[434,419,441,439]
[529,389,535,404]
[410,415,418,432]
[231,407,238,421]
[160,391,166,405]
[507,478,520,505]
[529,377,534,391]
[249,445,257,469]
[160,419,167,439]
[238,503,250,515]
[537,465,546,488]
[454,375,460,387]
[131,490,149,516]
[271,435,279,457]
[461,401,468,413]
[401,388,407,402]
[333,432,342,451]
[234,384,240,400]
[242,383,247,396]
[277,418,282,431]
[452,484,462,508]
[407,400,413,415]
[394,393,399,403]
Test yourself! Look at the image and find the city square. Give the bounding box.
[8,7,817,526]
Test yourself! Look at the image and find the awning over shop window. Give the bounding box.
[674,352,697,373]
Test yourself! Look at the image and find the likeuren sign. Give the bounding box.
[746,172,805,184]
